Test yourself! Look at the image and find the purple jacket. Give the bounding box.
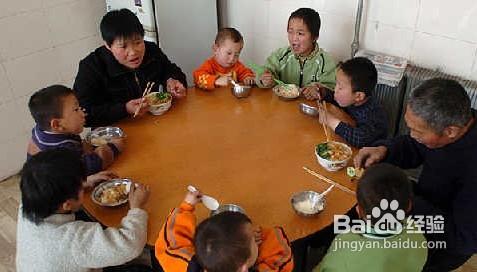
[28,125,102,175]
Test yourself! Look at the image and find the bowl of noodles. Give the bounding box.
[145,92,172,115]
[315,141,352,171]
[91,179,131,207]
[272,84,300,100]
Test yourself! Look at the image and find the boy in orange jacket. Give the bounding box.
[193,28,255,90]
[155,188,293,272]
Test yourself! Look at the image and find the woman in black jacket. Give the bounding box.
[74,9,187,127]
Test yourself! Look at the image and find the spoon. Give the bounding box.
[320,184,335,197]
[187,185,220,211]
[231,79,240,87]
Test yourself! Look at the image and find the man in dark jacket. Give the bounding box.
[74,9,187,127]
[355,78,477,271]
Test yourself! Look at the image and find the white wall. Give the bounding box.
[0,0,105,180]
[222,0,477,80]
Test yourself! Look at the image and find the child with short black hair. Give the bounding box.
[16,148,150,272]
[318,57,388,147]
[27,85,122,176]
[313,163,427,272]
[258,8,337,100]
[155,189,293,272]
[193,27,255,89]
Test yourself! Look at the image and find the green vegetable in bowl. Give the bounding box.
[316,143,330,159]
[148,92,171,104]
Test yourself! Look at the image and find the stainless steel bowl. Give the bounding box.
[210,204,246,216]
[91,178,131,207]
[291,191,325,217]
[231,85,252,98]
[299,103,319,117]
[87,127,125,146]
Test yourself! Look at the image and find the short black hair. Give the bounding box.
[337,57,378,97]
[288,8,321,40]
[20,148,86,224]
[357,163,412,225]
[408,78,472,134]
[215,27,243,45]
[100,8,144,46]
[28,85,74,131]
[194,211,252,272]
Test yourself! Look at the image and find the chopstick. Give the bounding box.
[303,166,355,195]
[318,101,331,142]
[323,101,332,141]
[133,81,155,118]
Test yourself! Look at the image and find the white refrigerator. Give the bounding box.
[105,0,218,86]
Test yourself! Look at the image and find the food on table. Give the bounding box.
[90,136,109,146]
[99,184,128,204]
[294,199,323,214]
[316,142,351,161]
[273,84,300,99]
[146,92,172,105]
[347,167,364,179]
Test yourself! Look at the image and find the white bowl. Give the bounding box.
[146,92,172,115]
[315,141,352,171]
[149,100,172,115]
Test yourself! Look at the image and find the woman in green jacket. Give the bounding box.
[258,8,336,100]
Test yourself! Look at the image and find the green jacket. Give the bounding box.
[314,228,427,272]
[257,44,336,90]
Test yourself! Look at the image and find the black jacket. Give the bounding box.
[73,41,187,127]
[378,113,477,255]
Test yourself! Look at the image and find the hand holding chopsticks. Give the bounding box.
[133,81,155,118]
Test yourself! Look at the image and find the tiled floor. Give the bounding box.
[1,175,476,272]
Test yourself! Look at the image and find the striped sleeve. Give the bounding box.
[155,201,196,272]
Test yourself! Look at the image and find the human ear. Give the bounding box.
[354,91,366,103]
[50,118,62,131]
[443,126,461,139]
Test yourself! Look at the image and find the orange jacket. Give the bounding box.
[155,202,293,272]
[193,57,254,90]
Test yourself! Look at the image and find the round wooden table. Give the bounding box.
[83,87,357,246]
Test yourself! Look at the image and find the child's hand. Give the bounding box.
[215,75,230,87]
[84,171,118,188]
[259,70,273,87]
[302,85,321,100]
[95,146,114,169]
[184,188,202,206]
[126,98,148,116]
[242,76,255,86]
[110,137,124,153]
[167,78,187,98]
[129,183,150,209]
[317,104,341,130]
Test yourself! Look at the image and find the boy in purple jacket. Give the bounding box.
[27,85,123,176]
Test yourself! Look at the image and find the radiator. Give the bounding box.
[397,65,477,135]
[374,80,407,137]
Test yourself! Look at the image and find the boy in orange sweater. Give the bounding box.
[155,188,293,272]
[193,28,255,90]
